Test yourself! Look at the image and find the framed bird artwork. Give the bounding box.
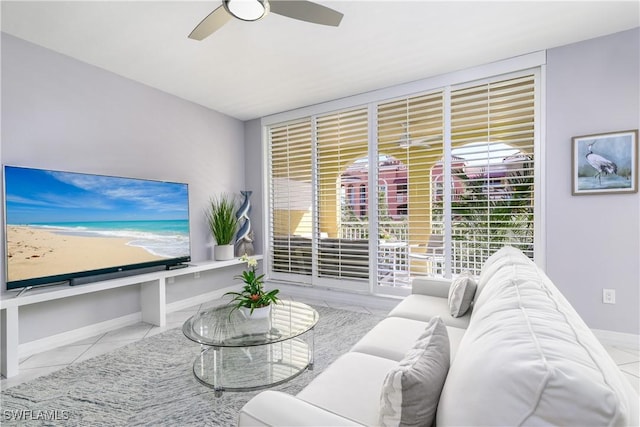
[572,129,638,195]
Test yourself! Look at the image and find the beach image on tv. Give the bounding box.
[4,166,190,284]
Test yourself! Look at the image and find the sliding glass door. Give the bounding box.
[266,70,539,293]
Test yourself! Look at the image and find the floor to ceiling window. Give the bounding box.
[315,108,370,289]
[375,90,444,287]
[436,74,536,275]
[266,69,540,293]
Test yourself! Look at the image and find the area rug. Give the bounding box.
[0,306,383,426]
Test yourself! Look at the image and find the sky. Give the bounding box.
[4,166,189,225]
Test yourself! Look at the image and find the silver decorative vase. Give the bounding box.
[235,190,254,256]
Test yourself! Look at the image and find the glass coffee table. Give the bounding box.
[183,300,319,396]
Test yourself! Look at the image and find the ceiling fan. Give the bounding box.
[397,123,438,149]
[189,0,344,41]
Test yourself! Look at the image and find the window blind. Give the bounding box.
[315,108,370,283]
[447,74,536,274]
[268,119,314,279]
[266,72,538,288]
[377,91,445,283]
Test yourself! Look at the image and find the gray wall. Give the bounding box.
[1,34,246,342]
[244,119,264,253]
[546,28,640,335]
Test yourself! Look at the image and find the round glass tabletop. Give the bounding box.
[182,300,319,347]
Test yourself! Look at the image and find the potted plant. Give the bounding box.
[225,255,280,318]
[206,193,239,261]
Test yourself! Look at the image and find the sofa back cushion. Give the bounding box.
[475,245,531,297]
[437,246,639,427]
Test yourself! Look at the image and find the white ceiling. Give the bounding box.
[2,1,638,121]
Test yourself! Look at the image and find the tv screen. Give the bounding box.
[3,165,191,290]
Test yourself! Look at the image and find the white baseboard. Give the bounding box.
[271,282,402,311]
[17,287,241,360]
[592,328,640,350]
[18,312,142,359]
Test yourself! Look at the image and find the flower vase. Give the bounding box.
[214,244,234,261]
[240,305,271,319]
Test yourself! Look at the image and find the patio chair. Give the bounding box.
[409,234,444,276]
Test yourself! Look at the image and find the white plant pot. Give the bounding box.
[240,305,271,319]
[214,244,235,261]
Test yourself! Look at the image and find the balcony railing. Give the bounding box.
[339,220,408,241]
[337,220,532,281]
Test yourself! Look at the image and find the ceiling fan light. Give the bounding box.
[223,0,268,22]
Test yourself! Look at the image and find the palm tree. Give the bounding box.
[433,155,534,274]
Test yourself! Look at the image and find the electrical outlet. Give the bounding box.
[602,289,616,304]
[194,272,200,279]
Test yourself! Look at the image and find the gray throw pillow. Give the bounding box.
[379,316,450,427]
[448,271,477,317]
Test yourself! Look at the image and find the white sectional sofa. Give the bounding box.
[238,246,639,426]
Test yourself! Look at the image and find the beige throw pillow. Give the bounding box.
[448,271,477,317]
[379,316,450,427]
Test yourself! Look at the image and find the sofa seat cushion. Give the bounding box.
[239,391,363,426]
[351,316,465,362]
[388,294,471,329]
[437,247,640,426]
[297,352,397,427]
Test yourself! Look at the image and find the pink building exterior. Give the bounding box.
[341,152,528,216]
[341,157,407,219]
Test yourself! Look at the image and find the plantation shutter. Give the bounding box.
[315,108,370,283]
[266,71,538,287]
[376,91,445,284]
[448,74,536,274]
[268,119,314,281]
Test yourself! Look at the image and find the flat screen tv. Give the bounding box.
[3,165,191,290]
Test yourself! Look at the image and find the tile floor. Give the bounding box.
[1,295,639,395]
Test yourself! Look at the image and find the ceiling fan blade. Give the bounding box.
[414,139,432,147]
[269,1,343,26]
[189,5,232,40]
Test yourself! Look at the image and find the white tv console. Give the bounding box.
[0,257,260,378]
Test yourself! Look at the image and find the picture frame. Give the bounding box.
[572,129,638,195]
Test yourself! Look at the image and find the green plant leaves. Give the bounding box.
[206,194,238,245]
[223,267,280,313]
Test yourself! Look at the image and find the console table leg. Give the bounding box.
[1,307,19,378]
[141,279,166,327]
